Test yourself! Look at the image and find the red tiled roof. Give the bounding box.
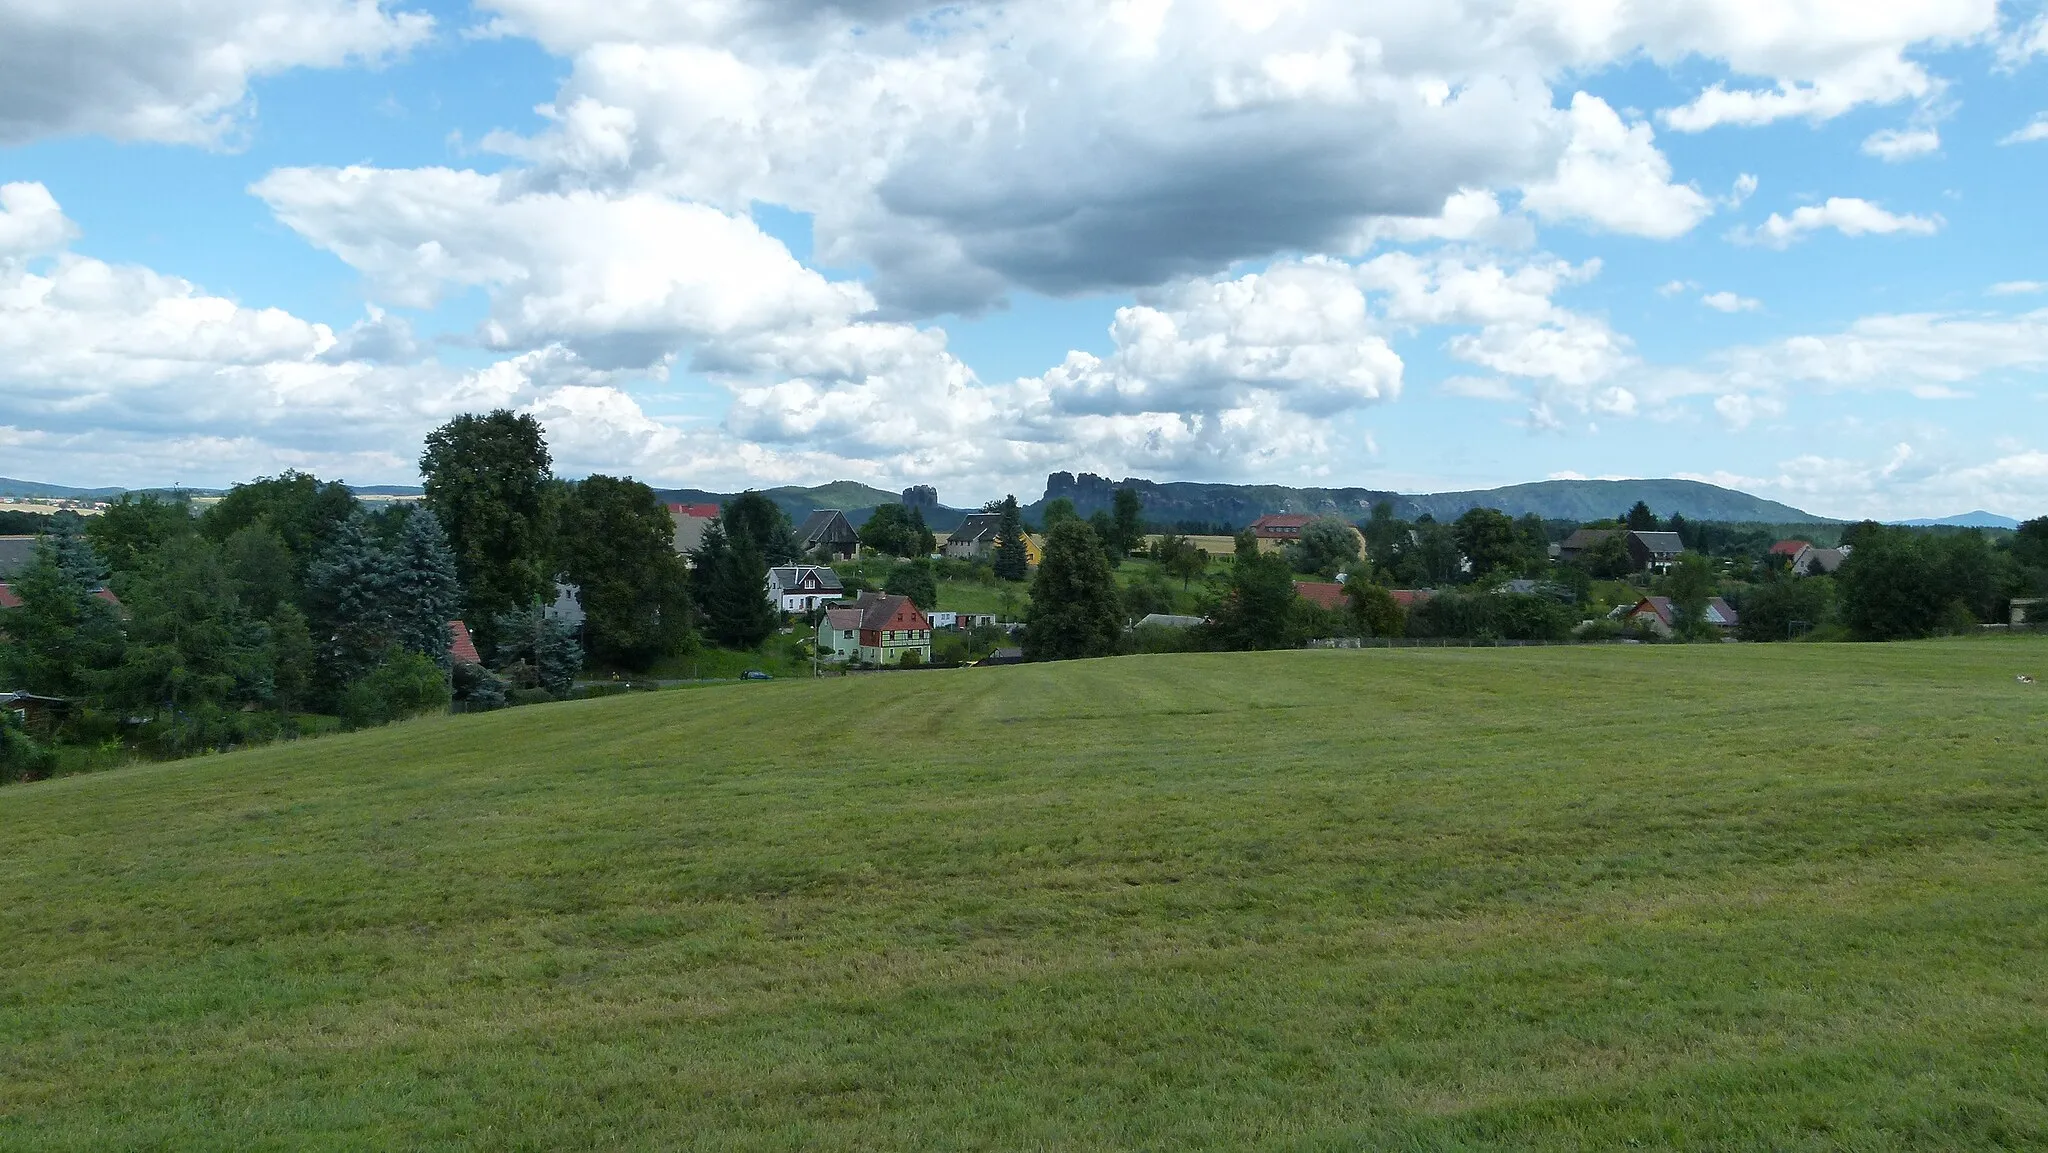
[1770,540,1811,557]
[1389,589,1434,608]
[856,592,930,633]
[0,583,20,610]
[1294,581,1348,610]
[1251,514,1315,537]
[668,503,720,519]
[449,620,482,665]
[91,588,121,609]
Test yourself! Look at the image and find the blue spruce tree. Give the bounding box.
[305,510,398,694]
[390,508,464,669]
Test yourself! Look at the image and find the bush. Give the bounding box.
[341,648,452,729]
[898,648,924,668]
[507,687,558,707]
[0,718,58,784]
[452,661,508,710]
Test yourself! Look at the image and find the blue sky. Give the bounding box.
[2,0,2046,519]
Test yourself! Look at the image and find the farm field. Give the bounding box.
[4,640,2047,1149]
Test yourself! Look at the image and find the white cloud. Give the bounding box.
[0,183,78,258]
[1989,281,2047,296]
[1658,279,1694,297]
[2000,114,2048,145]
[1680,442,2048,523]
[448,0,1995,311]
[1861,126,1940,161]
[1517,92,1713,239]
[1701,291,1761,313]
[0,0,432,146]
[1732,197,1941,248]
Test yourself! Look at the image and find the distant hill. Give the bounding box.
[1033,473,1832,528]
[1892,511,2022,530]
[651,480,972,532]
[0,477,133,500]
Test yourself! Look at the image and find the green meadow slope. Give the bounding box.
[4,642,2047,1149]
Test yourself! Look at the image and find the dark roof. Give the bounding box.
[977,648,1024,666]
[950,512,1004,544]
[823,606,863,631]
[1631,596,1739,627]
[1560,528,1618,551]
[1805,547,1848,574]
[1294,581,1348,610]
[796,509,858,546]
[0,536,37,579]
[1629,531,1685,556]
[768,565,845,592]
[449,620,482,666]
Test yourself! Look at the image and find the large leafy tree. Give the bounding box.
[199,471,356,585]
[1023,521,1124,661]
[1735,574,1836,642]
[1111,487,1146,557]
[87,495,192,576]
[390,508,466,669]
[222,520,298,620]
[992,495,1030,581]
[691,522,778,649]
[420,411,556,651]
[1663,553,1718,642]
[1287,516,1361,577]
[1210,547,1302,651]
[884,558,938,610]
[1041,497,1081,533]
[1362,502,1407,568]
[720,491,803,564]
[858,503,930,557]
[1454,507,1521,578]
[1345,581,1407,638]
[1838,528,1945,640]
[557,476,694,668]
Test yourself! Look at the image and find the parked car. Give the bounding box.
[741,670,774,681]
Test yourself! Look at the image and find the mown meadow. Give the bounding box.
[3,639,2046,1149]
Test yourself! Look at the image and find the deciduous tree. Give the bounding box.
[420,411,555,651]
[1023,521,1123,661]
[557,476,694,668]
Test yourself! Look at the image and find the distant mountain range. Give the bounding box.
[1032,473,1835,527]
[7,474,2025,531]
[1891,511,2022,530]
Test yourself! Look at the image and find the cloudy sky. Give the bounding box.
[2,0,2046,518]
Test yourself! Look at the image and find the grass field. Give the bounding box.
[5,640,2048,1149]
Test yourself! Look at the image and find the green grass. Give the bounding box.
[4,639,2048,1149]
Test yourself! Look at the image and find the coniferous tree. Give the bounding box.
[105,535,273,729]
[46,513,108,587]
[720,491,803,564]
[1023,521,1123,661]
[992,495,1030,581]
[493,602,582,695]
[305,511,400,694]
[691,522,778,649]
[270,605,315,715]
[390,508,465,669]
[0,538,123,698]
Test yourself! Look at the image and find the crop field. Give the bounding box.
[4,640,2047,1149]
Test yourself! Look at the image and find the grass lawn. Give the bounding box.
[5,639,2048,1148]
[934,577,1028,617]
